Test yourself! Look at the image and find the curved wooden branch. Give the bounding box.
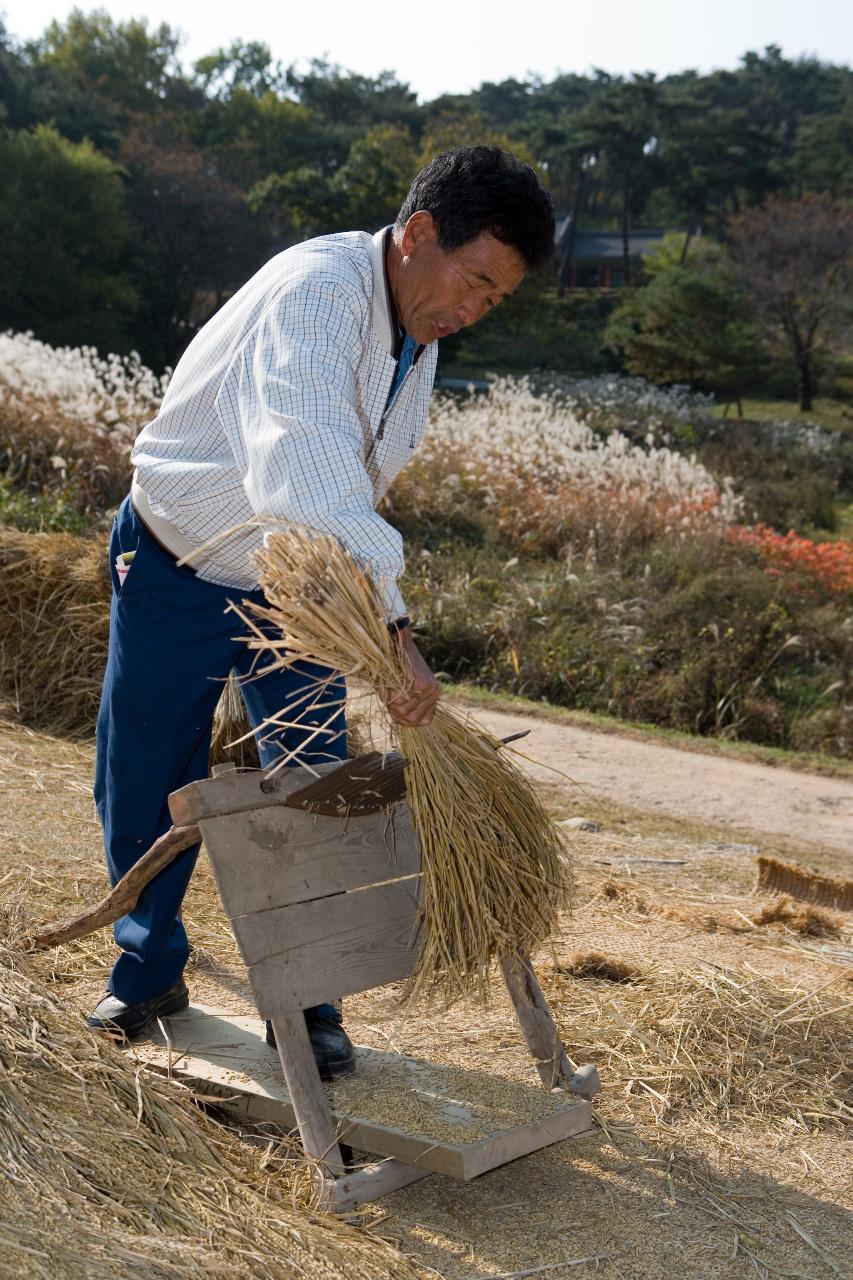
[25,823,201,950]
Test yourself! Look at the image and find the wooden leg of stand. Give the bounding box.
[322,1159,430,1213]
[269,1010,346,1177]
[500,953,601,1099]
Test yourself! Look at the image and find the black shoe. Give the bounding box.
[87,980,190,1040]
[266,1007,356,1081]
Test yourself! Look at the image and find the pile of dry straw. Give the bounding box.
[237,529,569,1006]
[0,915,421,1280]
[0,530,110,732]
[0,527,256,764]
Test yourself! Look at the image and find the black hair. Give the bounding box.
[395,146,555,272]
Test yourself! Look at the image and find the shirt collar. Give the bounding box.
[382,226,405,357]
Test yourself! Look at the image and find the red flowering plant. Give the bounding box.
[728,524,853,599]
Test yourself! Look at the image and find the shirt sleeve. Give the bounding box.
[222,270,407,621]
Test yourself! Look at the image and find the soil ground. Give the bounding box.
[463,704,853,854]
[1,707,850,1280]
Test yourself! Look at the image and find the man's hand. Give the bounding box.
[385,627,441,727]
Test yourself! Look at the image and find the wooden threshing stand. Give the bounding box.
[135,754,601,1211]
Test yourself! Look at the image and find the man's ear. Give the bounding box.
[400,210,438,258]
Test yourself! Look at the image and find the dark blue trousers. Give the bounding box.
[94,496,347,1003]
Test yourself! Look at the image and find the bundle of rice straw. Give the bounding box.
[235,529,569,1006]
[0,926,423,1280]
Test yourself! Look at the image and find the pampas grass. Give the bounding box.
[234,529,569,1006]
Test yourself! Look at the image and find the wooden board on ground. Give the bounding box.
[129,1004,593,1182]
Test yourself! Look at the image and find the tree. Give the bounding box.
[655,81,759,244]
[0,20,36,127]
[728,195,853,411]
[0,123,135,350]
[793,94,853,198]
[200,87,319,187]
[120,124,270,366]
[248,165,347,241]
[417,109,537,169]
[28,9,188,151]
[605,235,762,404]
[572,77,659,284]
[194,39,284,100]
[284,59,420,169]
[250,123,419,239]
[334,124,418,229]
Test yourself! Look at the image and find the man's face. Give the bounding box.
[392,211,527,345]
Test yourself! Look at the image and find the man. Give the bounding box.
[89,145,555,1077]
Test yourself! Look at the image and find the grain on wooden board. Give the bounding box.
[328,1050,577,1145]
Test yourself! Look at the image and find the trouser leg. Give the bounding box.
[234,643,348,770]
[234,630,348,1024]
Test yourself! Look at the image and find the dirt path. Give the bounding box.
[462,704,853,851]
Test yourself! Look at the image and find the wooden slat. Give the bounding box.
[199,802,419,915]
[169,753,404,826]
[232,877,422,966]
[283,752,408,815]
[500,952,577,1089]
[169,761,343,826]
[239,879,422,1015]
[500,953,601,1099]
[459,1100,592,1179]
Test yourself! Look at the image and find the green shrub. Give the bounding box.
[402,534,852,757]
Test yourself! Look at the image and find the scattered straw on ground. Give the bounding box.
[555,950,642,983]
[3,715,851,1279]
[547,962,852,1131]
[751,896,843,938]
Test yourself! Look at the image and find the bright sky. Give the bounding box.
[2,0,851,100]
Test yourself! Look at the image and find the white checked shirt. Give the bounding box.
[130,228,438,619]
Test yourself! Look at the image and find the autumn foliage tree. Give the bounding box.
[727,195,853,411]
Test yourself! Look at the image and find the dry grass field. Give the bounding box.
[2,708,850,1280]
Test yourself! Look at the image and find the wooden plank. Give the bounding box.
[325,1160,430,1213]
[282,752,408,816]
[239,879,422,1016]
[169,761,343,826]
[459,1100,593,1179]
[129,1006,594,1182]
[268,1008,346,1176]
[199,802,419,916]
[501,953,602,1100]
[501,952,580,1089]
[169,754,404,826]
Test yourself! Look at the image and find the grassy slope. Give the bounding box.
[710,396,853,435]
